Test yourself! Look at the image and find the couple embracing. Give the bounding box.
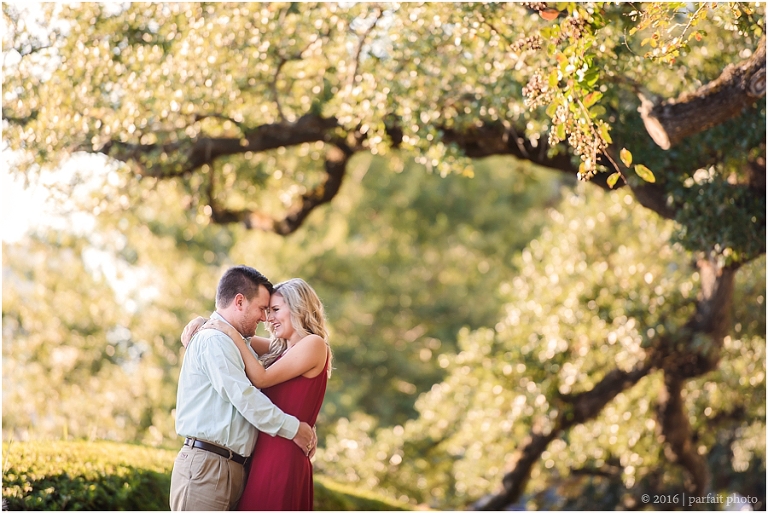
[170,265,332,511]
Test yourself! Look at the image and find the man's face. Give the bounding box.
[239,285,272,337]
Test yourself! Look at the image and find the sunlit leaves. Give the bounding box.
[3,1,764,209]
[634,164,655,183]
[620,148,633,168]
[672,176,766,263]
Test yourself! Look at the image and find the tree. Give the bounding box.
[3,2,765,507]
[315,188,765,509]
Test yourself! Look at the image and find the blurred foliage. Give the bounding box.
[3,232,179,446]
[242,154,564,428]
[0,440,411,511]
[314,187,766,510]
[1,2,765,509]
[2,150,563,444]
[1,168,230,445]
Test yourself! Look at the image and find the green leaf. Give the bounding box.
[583,68,600,87]
[589,105,606,117]
[599,124,613,144]
[606,172,621,189]
[635,164,656,183]
[620,148,632,167]
[556,123,566,141]
[546,99,559,118]
[583,91,602,108]
[548,69,559,89]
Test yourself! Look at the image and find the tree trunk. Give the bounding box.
[477,256,740,510]
[657,373,710,496]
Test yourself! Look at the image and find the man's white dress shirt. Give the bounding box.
[175,311,299,456]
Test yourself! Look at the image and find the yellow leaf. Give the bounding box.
[606,172,621,189]
[635,164,656,183]
[620,148,632,167]
[599,123,612,144]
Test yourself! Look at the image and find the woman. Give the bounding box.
[182,278,332,511]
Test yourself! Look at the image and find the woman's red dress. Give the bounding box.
[237,354,328,511]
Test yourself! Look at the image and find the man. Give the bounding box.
[170,265,316,511]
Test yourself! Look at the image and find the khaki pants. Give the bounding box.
[170,445,246,511]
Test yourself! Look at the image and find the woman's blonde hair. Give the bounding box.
[260,278,332,377]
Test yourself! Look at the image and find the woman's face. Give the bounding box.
[267,293,294,340]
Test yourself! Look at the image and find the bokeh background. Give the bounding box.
[3,3,765,510]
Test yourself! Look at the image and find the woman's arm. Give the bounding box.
[256,335,327,386]
[206,319,326,388]
[247,335,272,356]
[181,316,271,354]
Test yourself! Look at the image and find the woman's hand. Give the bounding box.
[205,319,246,345]
[181,316,208,348]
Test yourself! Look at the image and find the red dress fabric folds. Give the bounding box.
[237,355,328,511]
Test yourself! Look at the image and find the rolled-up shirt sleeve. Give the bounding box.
[200,334,300,439]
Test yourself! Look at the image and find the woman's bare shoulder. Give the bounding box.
[297,334,326,347]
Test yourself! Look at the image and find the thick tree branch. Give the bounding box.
[210,142,354,235]
[440,122,580,176]
[629,182,676,220]
[642,258,737,495]
[476,427,558,510]
[639,36,766,149]
[563,365,653,425]
[93,112,761,235]
[480,256,743,510]
[689,259,738,340]
[477,362,652,510]
[100,114,339,177]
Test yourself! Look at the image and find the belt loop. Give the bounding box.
[227,447,233,460]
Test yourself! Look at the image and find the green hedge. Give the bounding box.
[2,440,410,511]
[2,441,174,510]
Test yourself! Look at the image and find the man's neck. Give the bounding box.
[213,310,240,335]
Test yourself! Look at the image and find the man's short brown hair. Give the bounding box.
[216,265,274,309]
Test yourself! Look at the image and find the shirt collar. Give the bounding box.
[211,311,235,329]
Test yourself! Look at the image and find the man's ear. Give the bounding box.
[234,293,245,310]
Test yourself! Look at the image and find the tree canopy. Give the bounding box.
[2,2,765,509]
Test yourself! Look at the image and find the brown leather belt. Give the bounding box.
[184,437,247,465]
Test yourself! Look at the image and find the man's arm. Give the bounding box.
[199,333,316,453]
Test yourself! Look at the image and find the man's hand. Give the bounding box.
[309,426,318,458]
[292,422,317,457]
[181,316,207,348]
